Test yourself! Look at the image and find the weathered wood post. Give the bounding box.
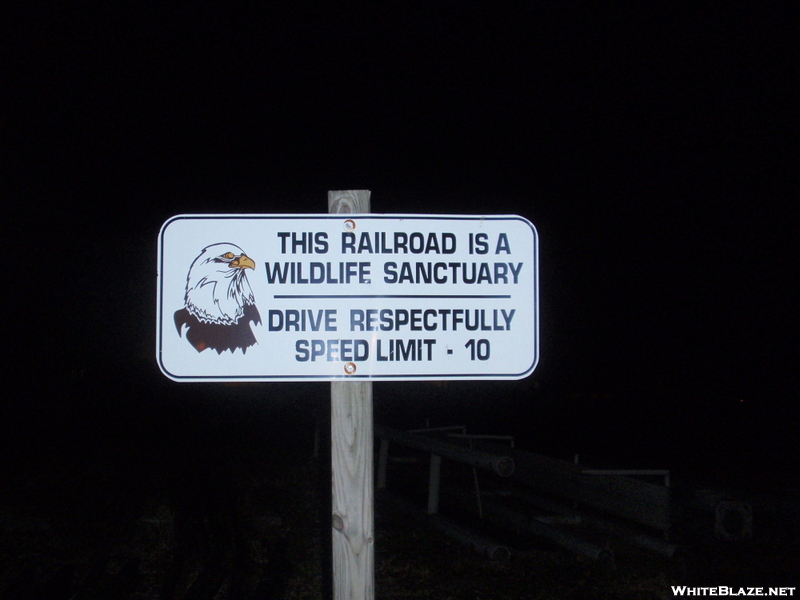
[328,190,375,600]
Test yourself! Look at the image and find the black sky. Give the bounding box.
[6,2,798,440]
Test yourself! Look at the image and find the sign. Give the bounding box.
[157,214,538,381]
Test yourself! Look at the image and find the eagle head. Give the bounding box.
[184,243,257,326]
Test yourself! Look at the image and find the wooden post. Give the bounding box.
[328,190,374,600]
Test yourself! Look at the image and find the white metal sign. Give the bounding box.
[157,214,538,381]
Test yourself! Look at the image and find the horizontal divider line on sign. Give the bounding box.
[272,294,513,299]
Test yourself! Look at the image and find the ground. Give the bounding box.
[1,427,798,599]
[1,385,798,599]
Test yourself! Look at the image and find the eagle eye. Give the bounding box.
[222,252,236,260]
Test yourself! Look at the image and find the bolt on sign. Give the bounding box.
[157,214,538,381]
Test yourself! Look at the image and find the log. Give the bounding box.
[382,491,510,561]
[446,489,613,567]
[374,424,514,477]
[510,449,670,532]
[511,489,682,558]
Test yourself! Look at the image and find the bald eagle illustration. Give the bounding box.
[174,243,261,353]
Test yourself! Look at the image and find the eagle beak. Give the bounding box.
[232,254,256,270]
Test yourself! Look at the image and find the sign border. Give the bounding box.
[157,214,539,382]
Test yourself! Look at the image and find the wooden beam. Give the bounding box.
[510,449,671,532]
[329,190,374,600]
[374,424,515,477]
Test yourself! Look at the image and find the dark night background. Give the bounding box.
[2,2,799,595]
